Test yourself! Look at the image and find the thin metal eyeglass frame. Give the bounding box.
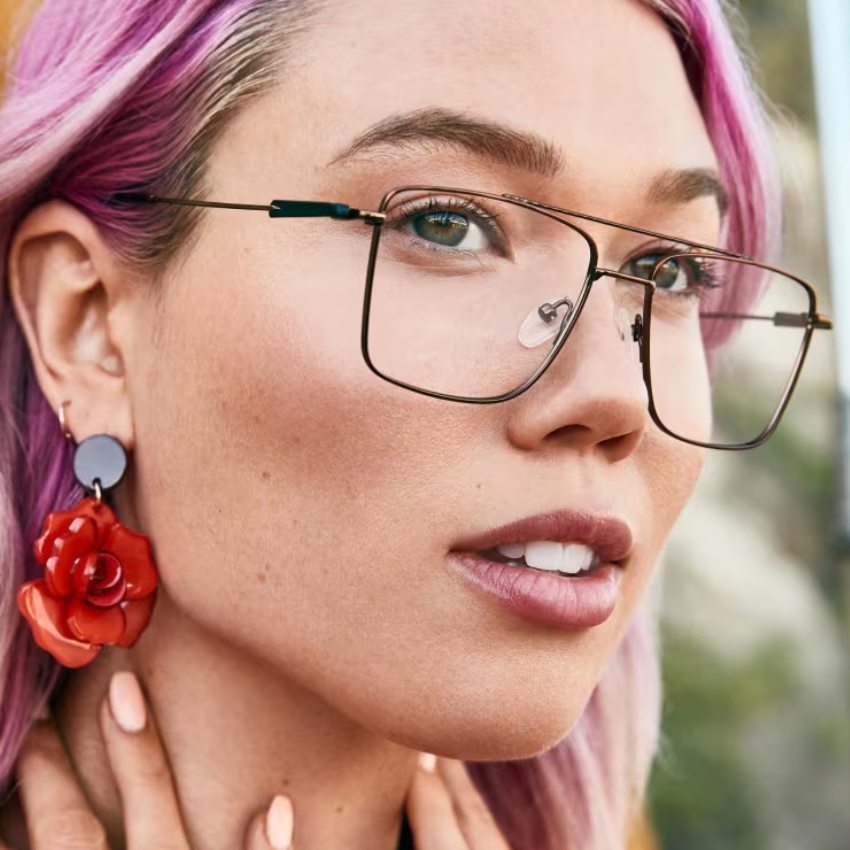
[110,188,834,451]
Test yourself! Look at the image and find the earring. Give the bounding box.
[17,401,159,668]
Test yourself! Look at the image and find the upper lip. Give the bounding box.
[452,510,634,564]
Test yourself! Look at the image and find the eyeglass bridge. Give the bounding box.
[533,297,643,345]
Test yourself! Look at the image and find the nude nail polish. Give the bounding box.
[266,795,294,850]
[109,671,147,733]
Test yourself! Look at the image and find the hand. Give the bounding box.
[5,672,293,850]
[404,753,512,850]
[4,671,510,850]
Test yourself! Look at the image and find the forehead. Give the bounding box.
[216,0,717,213]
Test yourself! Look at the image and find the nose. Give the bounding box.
[505,278,650,462]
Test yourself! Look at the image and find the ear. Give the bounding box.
[7,201,136,449]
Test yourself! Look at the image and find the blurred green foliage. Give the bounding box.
[713,384,840,602]
[735,0,816,127]
[648,5,849,850]
[649,637,798,850]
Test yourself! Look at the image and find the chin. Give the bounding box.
[374,684,594,763]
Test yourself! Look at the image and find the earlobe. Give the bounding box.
[7,200,135,448]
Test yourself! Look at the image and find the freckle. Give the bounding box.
[264,563,271,573]
[335,805,343,814]
[281,778,290,787]
[256,572,267,583]
[477,483,482,490]
[262,470,271,481]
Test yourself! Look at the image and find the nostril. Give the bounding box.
[598,426,646,464]
[539,411,646,461]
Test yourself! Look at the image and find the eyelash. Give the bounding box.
[621,242,723,294]
[388,195,508,254]
[384,199,720,294]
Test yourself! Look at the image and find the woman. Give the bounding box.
[0,0,831,848]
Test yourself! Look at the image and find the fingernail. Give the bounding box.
[109,671,147,733]
[419,752,437,772]
[265,795,293,850]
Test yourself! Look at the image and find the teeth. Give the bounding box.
[499,541,598,574]
[496,543,526,560]
[561,543,596,574]
[524,541,564,571]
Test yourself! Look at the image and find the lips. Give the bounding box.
[452,510,634,565]
[446,510,634,629]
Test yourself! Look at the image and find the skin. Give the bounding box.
[6,681,505,850]
[6,0,720,847]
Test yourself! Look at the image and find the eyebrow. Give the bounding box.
[330,107,728,215]
[646,167,729,217]
[329,107,565,178]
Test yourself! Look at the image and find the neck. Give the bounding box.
[54,593,415,850]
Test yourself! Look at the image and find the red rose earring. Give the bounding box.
[17,401,159,668]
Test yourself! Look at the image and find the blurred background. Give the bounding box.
[647,2,850,849]
[1,1,848,849]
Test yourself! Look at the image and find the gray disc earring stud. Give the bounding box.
[73,434,128,493]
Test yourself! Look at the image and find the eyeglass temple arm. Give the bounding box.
[700,310,833,330]
[110,193,386,224]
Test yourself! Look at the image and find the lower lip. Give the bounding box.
[447,552,622,630]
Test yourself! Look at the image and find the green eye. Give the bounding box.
[413,211,470,247]
[654,257,688,291]
[623,253,689,292]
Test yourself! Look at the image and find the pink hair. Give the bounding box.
[0,1,779,848]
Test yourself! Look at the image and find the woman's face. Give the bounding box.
[122,0,719,758]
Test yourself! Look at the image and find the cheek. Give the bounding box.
[124,219,709,760]
[647,306,713,445]
[597,436,705,650]
[638,433,706,574]
[133,223,436,574]
[128,229,517,725]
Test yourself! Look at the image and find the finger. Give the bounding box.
[99,670,189,850]
[17,719,109,850]
[244,796,294,850]
[405,754,468,850]
[435,758,511,850]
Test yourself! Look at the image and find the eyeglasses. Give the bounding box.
[112,186,832,450]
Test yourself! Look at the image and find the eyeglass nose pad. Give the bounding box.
[615,307,648,404]
[518,298,575,349]
[615,307,641,364]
